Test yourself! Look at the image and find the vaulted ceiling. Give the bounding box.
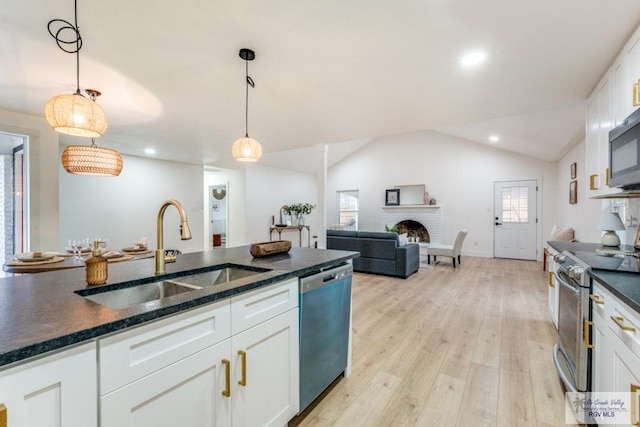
[2,0,640,168]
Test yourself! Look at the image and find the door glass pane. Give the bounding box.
[501,186,529,223]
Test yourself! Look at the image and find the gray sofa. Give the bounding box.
[326,230,420,278]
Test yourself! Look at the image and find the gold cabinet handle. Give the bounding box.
[548,271,555,287]
[611,316,637,332]
[634,82,640,107]
[590,174,598,191]
[590,294,604,305]
[0,403,6,427]
[632,383,640,426]
[606,168,610,187]
[222,359,231,397]
[585,321,595,349]
[238,350,247,387]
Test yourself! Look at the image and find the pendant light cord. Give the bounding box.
[244,60,255,137]
[47,0,83,94]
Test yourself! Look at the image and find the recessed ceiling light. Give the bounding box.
[489,135,500,143]
[144,148,156,155]
[460,51,486,68]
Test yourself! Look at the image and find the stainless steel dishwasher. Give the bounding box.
[299,262,353,412]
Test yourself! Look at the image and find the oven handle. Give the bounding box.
[553,343,578,393]
[556,270,580,295]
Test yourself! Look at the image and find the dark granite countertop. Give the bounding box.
[547,240,640,313]
[0,246,358,368]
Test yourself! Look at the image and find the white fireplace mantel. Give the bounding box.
[381,205,443,243]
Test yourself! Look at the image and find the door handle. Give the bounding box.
[495,222,502,226]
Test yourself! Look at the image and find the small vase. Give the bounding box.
[297,214,305,226]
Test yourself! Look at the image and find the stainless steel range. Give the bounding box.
[552,251,592,394]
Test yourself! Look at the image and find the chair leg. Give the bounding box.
[458,255,461,265]
[453,257,456,268]
[428,255,431,264]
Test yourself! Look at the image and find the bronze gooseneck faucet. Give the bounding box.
[155,199,192,275]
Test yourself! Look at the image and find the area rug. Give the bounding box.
[419,257,438,269]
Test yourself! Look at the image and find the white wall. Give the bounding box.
[244,165,318,246]
[555,139,603,243]
[59,154,204,254]
[0,109,59,251]
[327,130,558,259]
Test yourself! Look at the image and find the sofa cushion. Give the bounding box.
[356,237,397,260]
[356,231,400,243]
[327,229,358,237]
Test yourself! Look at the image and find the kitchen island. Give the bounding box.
[0,246,357,366]
[0,246,358,427]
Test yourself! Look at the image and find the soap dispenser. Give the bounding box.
[86,240,107,285]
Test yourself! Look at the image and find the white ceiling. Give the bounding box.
[2,0,640,168]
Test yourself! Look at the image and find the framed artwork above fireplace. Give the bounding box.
[385,189,400,206]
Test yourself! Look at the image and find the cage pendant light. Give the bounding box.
[62,138,123,176]
[232,48,262,162]
[45,0,108,137]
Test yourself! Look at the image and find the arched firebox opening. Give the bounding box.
[395,220,430,243]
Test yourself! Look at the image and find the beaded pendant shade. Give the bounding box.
[232,48,262,162]
[62,139,123,176]
[45,90,107,138]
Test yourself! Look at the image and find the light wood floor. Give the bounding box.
[294,257,580,427]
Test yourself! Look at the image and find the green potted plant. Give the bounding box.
[288,203,316,225]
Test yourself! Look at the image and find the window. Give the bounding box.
[501,186,529,223]
[337,190,359,230]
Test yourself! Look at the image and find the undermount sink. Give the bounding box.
[82,281,202,310]
[78,265,270,310]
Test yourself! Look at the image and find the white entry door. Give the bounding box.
[494,180,538,260]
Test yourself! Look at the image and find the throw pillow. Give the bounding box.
[398,233,408,246]
[550,225,575,242]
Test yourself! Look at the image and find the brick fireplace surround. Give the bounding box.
[380,205,443,244]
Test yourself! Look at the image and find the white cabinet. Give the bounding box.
[0,342,97,427]
[99,278,299,427]
[585,71,614,196]
[591,281,640,427]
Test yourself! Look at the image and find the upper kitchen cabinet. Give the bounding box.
[586,24,640,198]
[586,70,613,196]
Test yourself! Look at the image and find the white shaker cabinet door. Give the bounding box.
[101,339,232,427]
[0,342,97,427]
[231,308,299,427]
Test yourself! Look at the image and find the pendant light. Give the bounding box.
[232,48,263,162]
[62,138,123,176]
[45,0,108,137]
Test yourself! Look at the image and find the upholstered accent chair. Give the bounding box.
[427,230,468,268]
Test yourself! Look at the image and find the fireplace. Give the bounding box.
[396,220,430,243]
[381,205,442,244]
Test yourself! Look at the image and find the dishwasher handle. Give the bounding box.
[300,263,352,294]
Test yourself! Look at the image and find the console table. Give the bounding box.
[269,225,311,247]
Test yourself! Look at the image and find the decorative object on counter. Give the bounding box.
[385,189,400,206]
[6,253,64,267]
[155,199,192,275]
[232,48,262,162]
[45,0,107,138]
[570,162,577,180]
[250,240,292,258]
[569,180,577,204]
[62,137,123,176]
[85,240,108,285]
[279,205,292,226]
[597,212,625,247]
[288,203,316,226]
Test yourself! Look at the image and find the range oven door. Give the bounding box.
[553,269,590,392]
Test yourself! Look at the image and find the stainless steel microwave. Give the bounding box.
[610,107,640,190]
